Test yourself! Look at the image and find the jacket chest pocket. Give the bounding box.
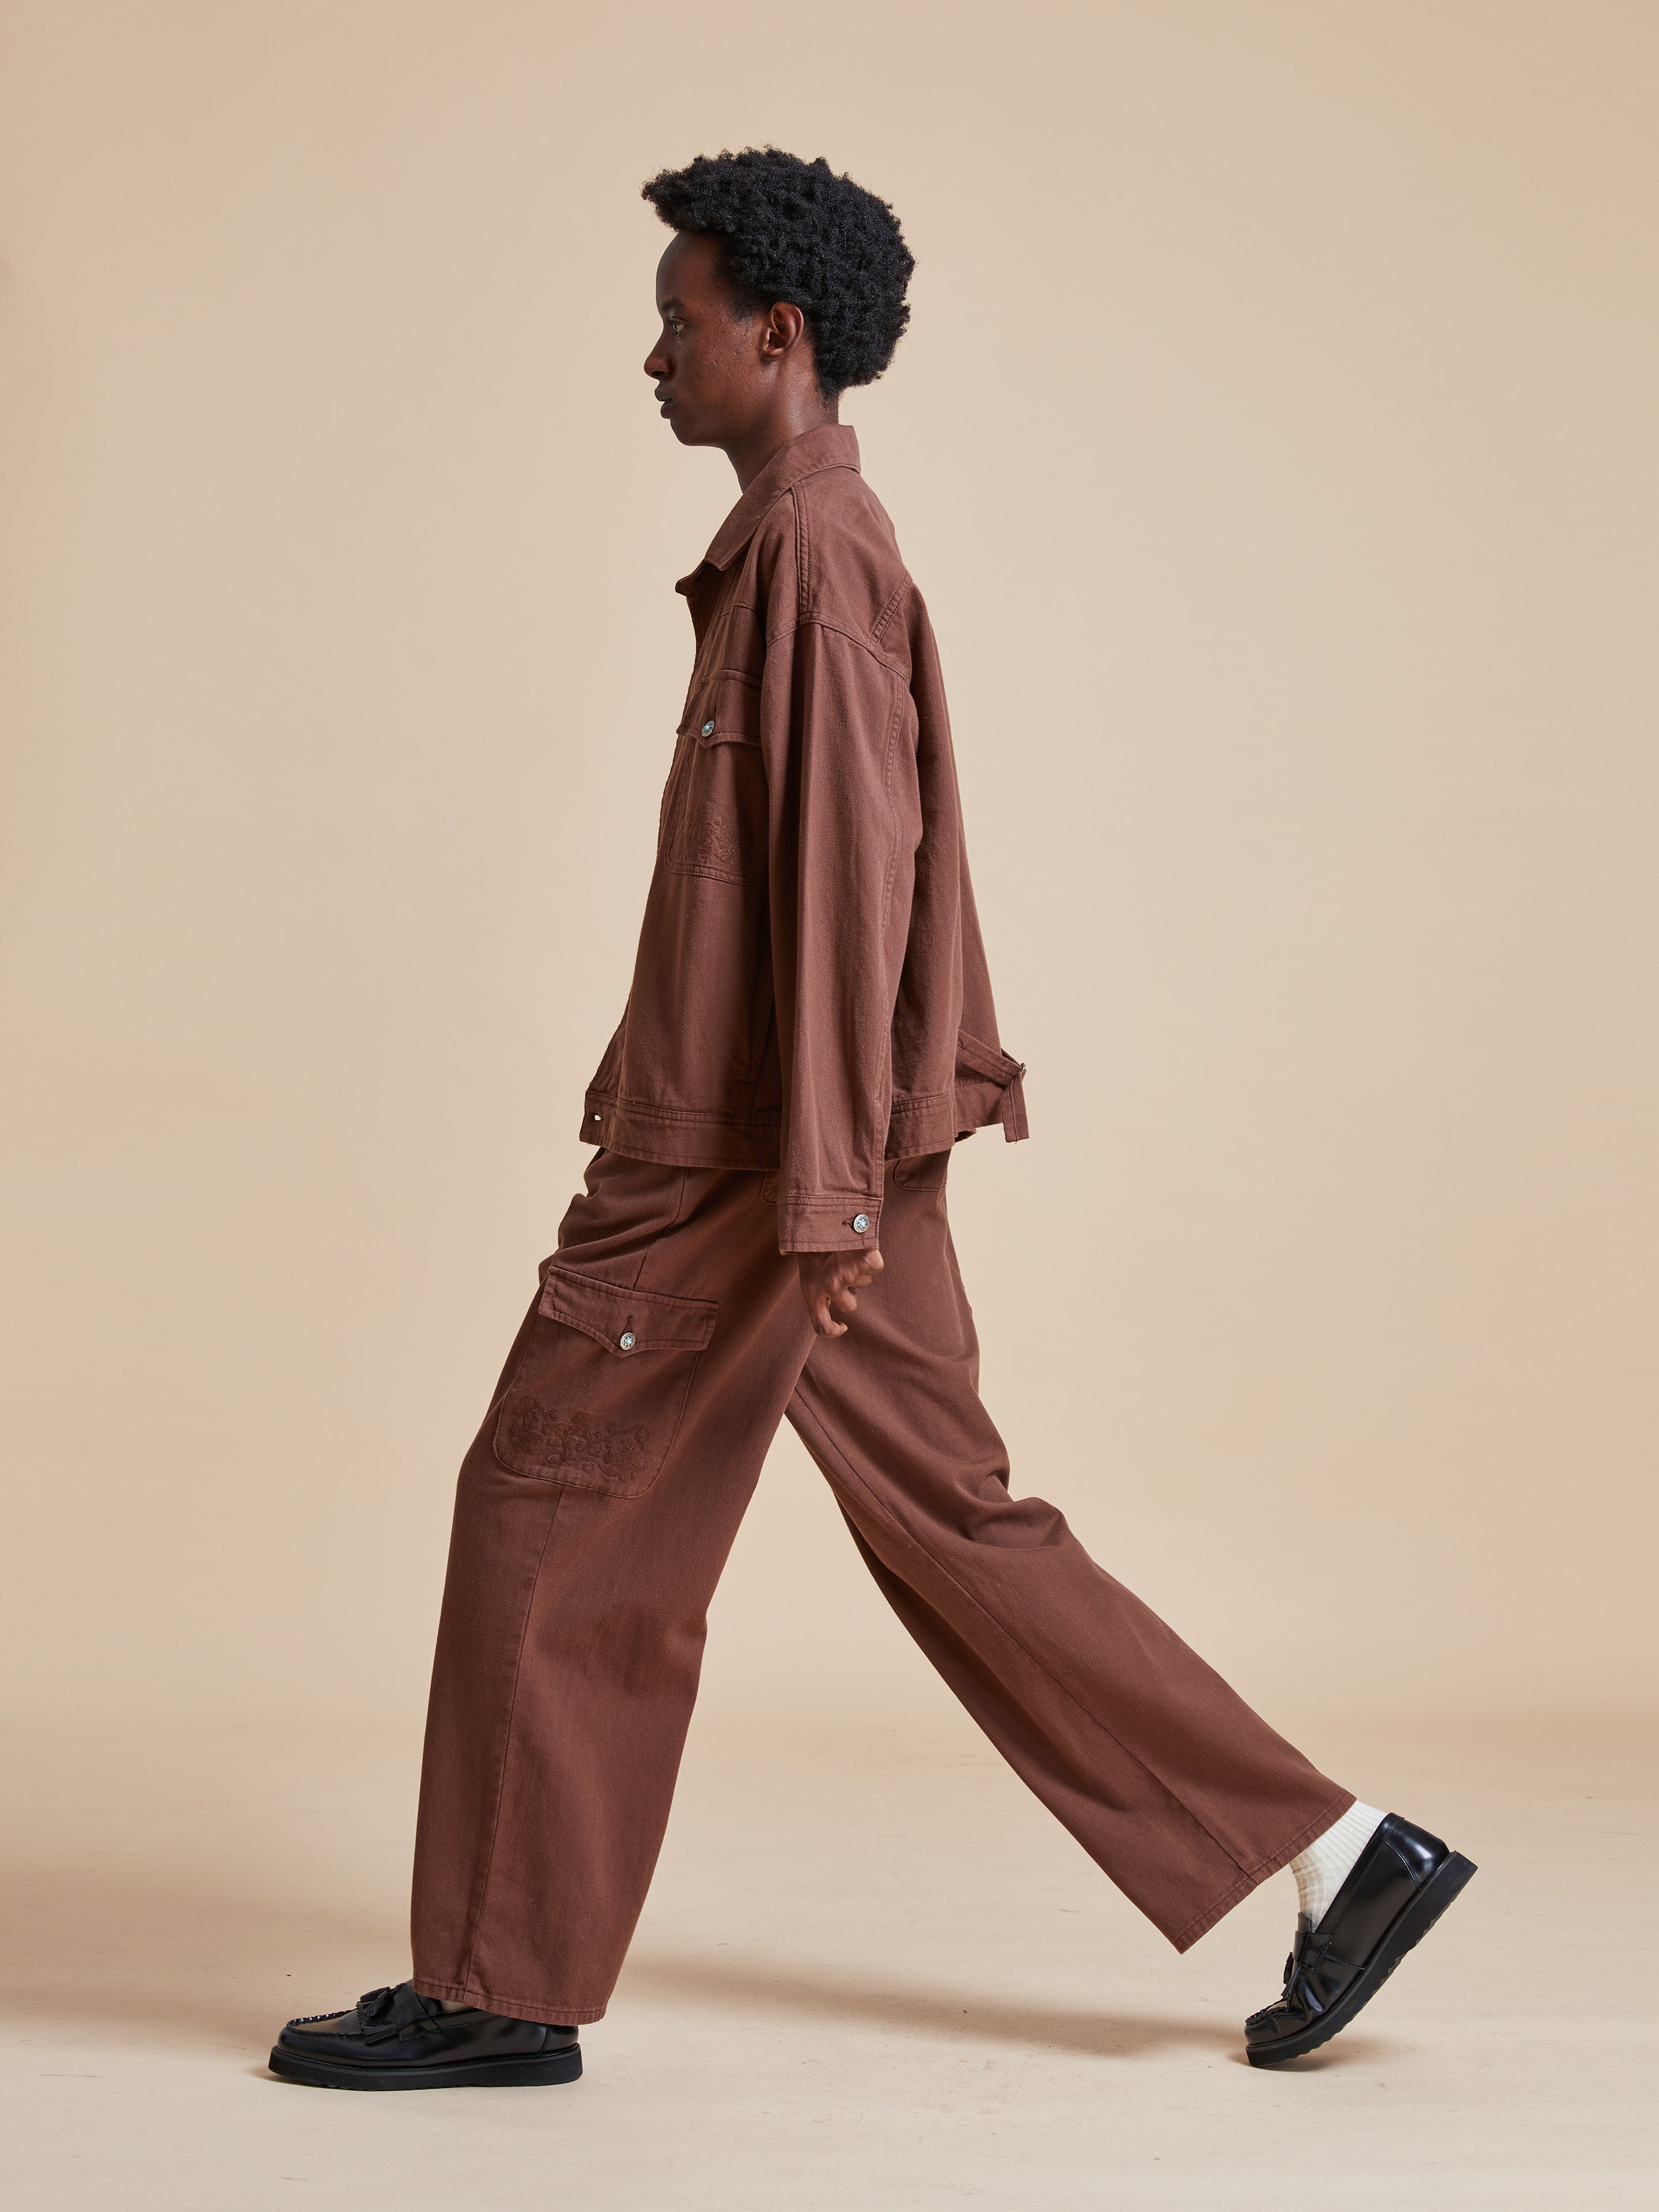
[665,675,765,887]
[492,1261,718,1499]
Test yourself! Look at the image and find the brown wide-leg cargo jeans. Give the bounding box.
[410,1145,1352,2027]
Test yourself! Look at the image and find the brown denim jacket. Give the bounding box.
[579,424,1028,1253]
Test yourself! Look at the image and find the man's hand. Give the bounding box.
[797,1246,884,1338]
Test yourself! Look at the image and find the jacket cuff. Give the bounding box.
[776,1195,883,1256]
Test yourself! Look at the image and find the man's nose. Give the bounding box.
[643,346,669,379]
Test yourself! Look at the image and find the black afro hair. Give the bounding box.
[641,147,913,397]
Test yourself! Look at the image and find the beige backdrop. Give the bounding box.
[2,0,1655,1740]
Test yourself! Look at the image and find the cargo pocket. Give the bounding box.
[492,1260,718,1500]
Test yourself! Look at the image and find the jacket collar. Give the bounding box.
[677,423,861,591]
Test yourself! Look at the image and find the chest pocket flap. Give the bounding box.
[683,673,762,745]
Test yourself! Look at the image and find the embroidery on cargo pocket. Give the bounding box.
[496,1400,652,1483]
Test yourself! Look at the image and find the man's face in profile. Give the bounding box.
[644,231,767,448]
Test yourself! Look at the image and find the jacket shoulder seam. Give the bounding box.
[870,577,910,643]
[792,484,810,624]
[770,610,909,678]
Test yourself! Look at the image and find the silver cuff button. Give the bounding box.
[852,1213,870,1233]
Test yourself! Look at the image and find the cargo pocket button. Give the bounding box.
[701,719,715,736]
[619,1330,637,1351]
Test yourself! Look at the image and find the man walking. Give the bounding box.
[270,148,1473,2090]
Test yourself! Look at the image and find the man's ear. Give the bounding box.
[760,301,808,362]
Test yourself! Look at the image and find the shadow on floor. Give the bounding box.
[621,1946,1253,2061]
[0,1854,1326,2068]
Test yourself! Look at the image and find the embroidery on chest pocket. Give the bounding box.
[666,674,764,888]
[669,797,747,882]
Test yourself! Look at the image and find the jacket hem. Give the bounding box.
[581,1094,780,1171]
[583,1093,1027,1172]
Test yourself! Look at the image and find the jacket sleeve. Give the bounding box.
[763,618,913,1255]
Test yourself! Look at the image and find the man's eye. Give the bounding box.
[669,319,685,334]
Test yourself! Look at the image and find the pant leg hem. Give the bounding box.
[1165,1789,1356,1953]
[411,1974,610,2028]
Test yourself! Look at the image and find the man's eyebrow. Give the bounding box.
[657,294,684,312]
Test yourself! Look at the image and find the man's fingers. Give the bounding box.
[797,1245,884,1337]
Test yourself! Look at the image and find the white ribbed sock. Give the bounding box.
[1289,1800,1387,1928]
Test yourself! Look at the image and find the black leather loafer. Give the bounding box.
[269,1981,581,2090]
[1245,1813,1476,2067]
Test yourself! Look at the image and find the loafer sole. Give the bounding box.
[1246,1850,1478,2068]
[268,2043,582,2091]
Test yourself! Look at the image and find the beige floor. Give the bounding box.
[3,1709,1652,2210]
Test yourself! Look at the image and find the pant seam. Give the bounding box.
[450,1486,566,1997]
[787,1391,1256,1881]
[630,1167,690,1291]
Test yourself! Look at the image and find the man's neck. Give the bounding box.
[725,398,840,493]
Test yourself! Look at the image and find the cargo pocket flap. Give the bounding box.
[537,1260,718,1358]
